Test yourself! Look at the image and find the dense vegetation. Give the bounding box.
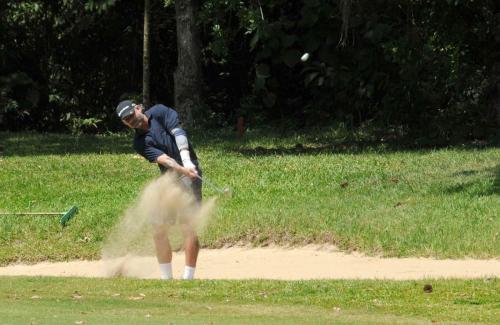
[1,0,499,140]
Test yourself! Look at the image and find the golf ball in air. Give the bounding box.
[300,53,310,62]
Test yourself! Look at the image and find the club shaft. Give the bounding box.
[0,212,62,216]
[196,175,225,193]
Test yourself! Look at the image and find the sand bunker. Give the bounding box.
[1,173,498,280]
[0,246,499,280]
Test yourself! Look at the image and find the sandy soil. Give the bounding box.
[1,246,499,280]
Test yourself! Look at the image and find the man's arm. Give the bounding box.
[161,106,197,172]
[156,153,198,179]
[135,137,197,180]
[170,127,196,171]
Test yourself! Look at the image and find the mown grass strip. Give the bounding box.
[0,277,498,324]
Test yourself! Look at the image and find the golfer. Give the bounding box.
[116,100,202,280]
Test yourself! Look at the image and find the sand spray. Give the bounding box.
[101,172,216,278]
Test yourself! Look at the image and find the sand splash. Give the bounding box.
[101,172,216,278]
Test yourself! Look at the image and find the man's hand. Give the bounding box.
[156,153,198,180]
[180,149,198,180]
[180,165,198,180]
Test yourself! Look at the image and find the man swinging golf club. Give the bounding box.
[116,100,202,280]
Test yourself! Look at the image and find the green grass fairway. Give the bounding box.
[0,130,499,264]
[1,277,498,324]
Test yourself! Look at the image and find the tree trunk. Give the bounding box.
[338,0,353,47]
[174,0,203,126]
[495,85,500,126]
[143,0,151,108]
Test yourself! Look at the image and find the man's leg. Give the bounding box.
[180,223,199,279]
[153,224,173,279]
[179,167,202,279]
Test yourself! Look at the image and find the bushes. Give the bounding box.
[0,0,498,139]
[205,0,499,138]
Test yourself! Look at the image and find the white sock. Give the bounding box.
[159,263,172,280]
[182,266,196,280]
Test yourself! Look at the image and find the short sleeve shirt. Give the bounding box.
[133,104,197,170]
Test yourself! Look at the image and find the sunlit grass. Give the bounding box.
[0,130,499,264]
[0,277,498,324]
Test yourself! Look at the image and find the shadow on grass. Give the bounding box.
[444,165,500,196]
[213,127,500,156]
[0,132,133,156]
[230,141,434,156]
[1,129,499,157]
[231,141,499,157]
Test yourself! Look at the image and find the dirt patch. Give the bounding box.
[1,245,498,280]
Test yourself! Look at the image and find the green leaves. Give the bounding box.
[282,49,301,68]
[84,0,117,13]
[262,92,277,107]
[299,6,319,27]
[1,0,498,135]
[255,64,270,78]
[281,34,296,48]
[302,63,335,88]
[250,31,260,50]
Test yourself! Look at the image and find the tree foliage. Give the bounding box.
[1,0,498,140]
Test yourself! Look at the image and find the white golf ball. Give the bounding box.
[300,53,310,62]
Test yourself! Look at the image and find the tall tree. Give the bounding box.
[143,0,151,108]
[174,0,203,126]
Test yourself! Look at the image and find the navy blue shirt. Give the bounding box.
[133,104,198,171]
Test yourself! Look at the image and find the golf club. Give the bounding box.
[196,175,232,197]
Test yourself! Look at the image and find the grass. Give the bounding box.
[0,129,499,264]
[0,277,498,324]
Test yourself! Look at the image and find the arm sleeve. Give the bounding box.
[163,106,189,151]
[171,127,189,151]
